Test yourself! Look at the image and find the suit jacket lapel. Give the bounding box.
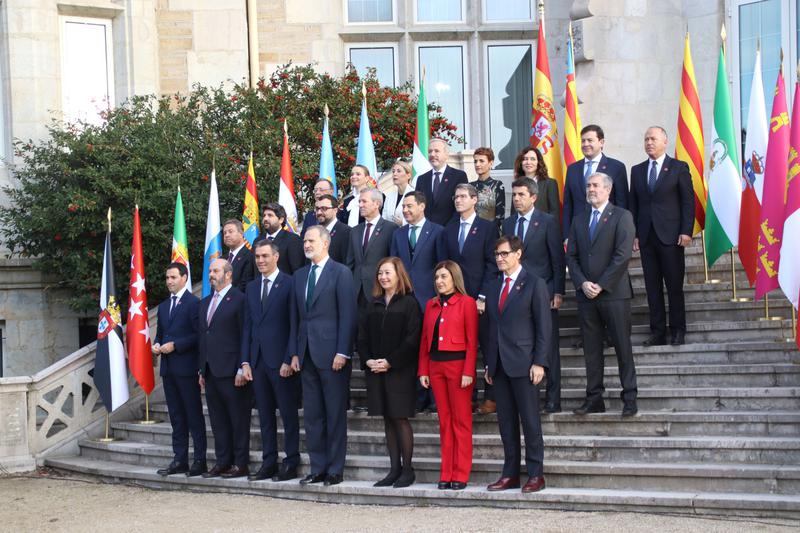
[365,219,385,253]
[651,155,671,194]
[524,211,542,245]
[309,263,333,309]
[500,271,527,315]
[591,206,615,245]
[412,221,433,264]
[260,274,283,322]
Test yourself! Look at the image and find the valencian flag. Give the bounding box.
[280,119,300,233]
[756,64,790,300]
[530,14,564,201]
[203,169,222,297]
[95,208,130,412]
[356,82,379,186]
[127,205,154,394]
[778,77,800,311]
[412,71,432,180]
[739,48,768,286]
[319,104,338,196]
[705,43,741,267]
[242,154,260,248]
[171,187,191,289]
[562,24,582,168]
[675,32,706,236]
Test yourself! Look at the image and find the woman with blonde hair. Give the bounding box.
[382,159,414,225]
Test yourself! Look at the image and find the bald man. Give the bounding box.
[415,138,468,226]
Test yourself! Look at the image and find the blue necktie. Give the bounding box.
[458,221,468,253]
[648,160,658,192]
[589,210,600,240]
[516,216,526,240]
[583,160,594,187]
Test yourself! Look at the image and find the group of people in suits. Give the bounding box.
[151,124,694,494]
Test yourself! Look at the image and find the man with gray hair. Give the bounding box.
[415,138,468,226]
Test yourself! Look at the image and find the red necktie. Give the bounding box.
[498,277,512,312]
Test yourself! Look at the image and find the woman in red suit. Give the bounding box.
[418,260,478,490]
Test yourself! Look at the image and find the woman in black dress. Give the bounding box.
[357,256,422,488]
[513,146,561,221]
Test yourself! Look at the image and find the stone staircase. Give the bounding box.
[45,241,800,518]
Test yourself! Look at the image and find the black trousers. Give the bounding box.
[577,297,638,405]
[543,308,561,406]
[163,374,207,464]
[640,235,686,337]
[252,362,300,468]
[205,370,251,467]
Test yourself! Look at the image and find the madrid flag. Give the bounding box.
[127,205,154,394]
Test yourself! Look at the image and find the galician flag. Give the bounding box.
[127,205,154,394]
[778,78,800,309]
[202,169,222,297]
[356,82,378,187]
[412,72,432,180]
[242,153,260,248]
[170,188,191,289]
[562,24,582,168]
[705,45,741,267]
[319,104,338,196]
[756,66,790,300]
[739,49,768,286]
[280,120,300,233]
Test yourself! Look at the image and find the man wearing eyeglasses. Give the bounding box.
[313,194,351,263]
[301,179,336,235]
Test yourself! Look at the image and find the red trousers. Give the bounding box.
[429,359,474,483]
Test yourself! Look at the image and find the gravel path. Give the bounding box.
[1,472,796,533]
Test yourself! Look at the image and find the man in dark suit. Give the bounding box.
[222,219,254,292]
[289,225,358,486]
[153,262,207,477]
[567,172,638,417]
[563,125,629,241]
[240,239,300,482]
[314,194,352,264]
[301,179,335,235]
[502,177,565,413]
[415,138,468,226]
[262,202,305,275]
[197,259,250,478]
[629,126,695,346]
[484,236,551,494]
[346,188,398,307]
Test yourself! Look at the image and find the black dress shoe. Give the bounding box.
[373,470,401,487]
[542,403,561,414]
[187,461,207,477]
[300,473,326,485]
[643,335,667,347]
[324,473,343,486]
[248,463,278,481]
[353,406,369,413]
[670,331,686,345]
[573,402,605,415]
[451,481,467,490]
[437,481,451,490]
[157,461,189,476]
[622,403,638,417]
[272,465,298,482]
[220,465,249,478]
[393,468,415,488]
[202,464,228,478]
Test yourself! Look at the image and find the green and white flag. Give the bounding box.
[412,74,432,180]
[170,187,192,289]
[705,46,742,266]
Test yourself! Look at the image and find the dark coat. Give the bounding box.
[415,166,469,226]
[563,154,629,238]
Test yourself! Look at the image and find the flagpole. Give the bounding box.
[760,292,783,321]
[700,230,720,284]
[97,413,115,442]
[136,394,157,425]
[729,249,749,302]
[538,0,545,34]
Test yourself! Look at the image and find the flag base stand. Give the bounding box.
[135,394,159,425]
[96,414,117,443]
[758,294,783,321]
[730,297,752,303]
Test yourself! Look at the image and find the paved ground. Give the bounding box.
[0,472,796,533]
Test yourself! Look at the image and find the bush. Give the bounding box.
[0,63,460,312]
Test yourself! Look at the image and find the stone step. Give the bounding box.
[110,421,800,465]
[563,281,769,306]
[67,440,800,495]
[44,457,800,519]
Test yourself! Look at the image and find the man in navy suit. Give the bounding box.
[262,202,305,275]
[197,259,250,479]
[502,177,565,413]
[313,194,351,263]
[240,239,300,482]
[563,125,629,241]
[289,225,357,486]
[153,262,207,477]
[223,219,255,292]
[629,126,695,346]
[415,138,468,226]
[484,236,551,494]
[301,179,335,235]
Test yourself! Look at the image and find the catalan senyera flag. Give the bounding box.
[127,205,154,394]
[756,66,790,300]
[530,17,564,202]
[562,26,581,168]
[778,79,800,309]
[412,73,432,181]
[280,120,300,233]
[171,188,191,289]
[675,32,706,236]
[319,105,338,196]
[242,154,260,248]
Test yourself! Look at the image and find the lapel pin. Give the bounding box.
[534,221,539,227]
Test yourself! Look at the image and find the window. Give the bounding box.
[347,0,393,23]
[486,44,533,169]
[348,46,397,87]
[416,0,462,23]
[418,45,467,146]
[485,0,533,22]
[60,17,114,125]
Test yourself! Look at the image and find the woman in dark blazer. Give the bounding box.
[418,260,478,490]
[357,256,422,488]
[514,146,561,221]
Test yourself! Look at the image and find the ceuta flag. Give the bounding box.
[280,119,300,233]
[778,79,800,310]
[755,67,790,300]
[127,205,154,394]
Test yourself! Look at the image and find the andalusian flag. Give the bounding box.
[705,45,741,267]
[242,153,260,248]
[202,169,222,297]
[356,82,378,186]
[280,120,300,233]
[412,72,432,180]
[530,15,564,201]
[170,188,191,289]
[562,25,581,168]
[675,32,706,236]
[319,104,338,196]
[779,78,800,309]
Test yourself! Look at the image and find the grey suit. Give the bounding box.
[346,218,398,303]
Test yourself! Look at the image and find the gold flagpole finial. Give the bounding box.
[422,65,426,82]
[538,0,544,16]
[569,21,573,40]
[107,207,112,230]
[324,103,329,118]
[283,118,288,135]
[780,48,785,73]
[361,80,367,99]
[720,24,726,42]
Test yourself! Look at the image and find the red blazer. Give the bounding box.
[418,292,478,378]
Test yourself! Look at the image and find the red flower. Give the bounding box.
[68,204,78,213]
[54,233,62,241]
[231,95,238,102]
